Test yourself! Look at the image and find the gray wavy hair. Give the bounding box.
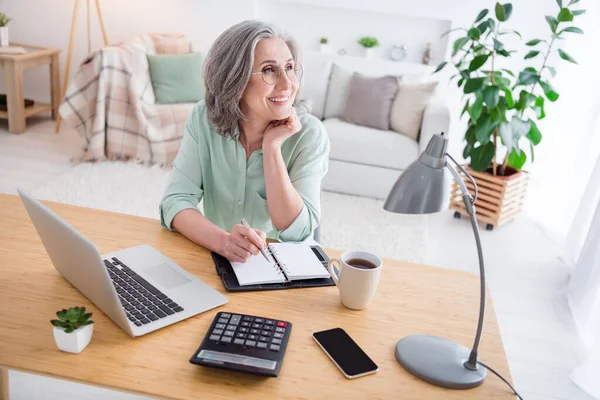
[204,20,308,138]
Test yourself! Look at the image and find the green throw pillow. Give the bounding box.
[147,53,205,104]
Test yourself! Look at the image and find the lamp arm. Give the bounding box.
[446,153,478,202]
[446,161,486,371]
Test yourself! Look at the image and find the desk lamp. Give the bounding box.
[383,132,487,389]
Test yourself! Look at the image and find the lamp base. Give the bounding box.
[395,335,487,389]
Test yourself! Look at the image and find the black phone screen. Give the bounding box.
[313,328,378,377]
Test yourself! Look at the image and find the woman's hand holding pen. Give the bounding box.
[223,224,267,263]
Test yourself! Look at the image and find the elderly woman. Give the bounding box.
[160,20,330,263]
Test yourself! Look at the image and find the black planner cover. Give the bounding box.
[212,245,335,292]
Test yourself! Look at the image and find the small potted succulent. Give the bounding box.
[358,36,379,58]
[0,13,11,47]
[51,306,94,354]
[319,37,330,54]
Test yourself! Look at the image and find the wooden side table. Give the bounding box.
[0,42,61,133]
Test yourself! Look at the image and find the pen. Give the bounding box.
[241,218,271,263]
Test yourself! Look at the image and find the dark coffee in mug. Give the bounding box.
[346,258,378,270]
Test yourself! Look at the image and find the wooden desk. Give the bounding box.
[0,43,61,133]
[0,194,514,399]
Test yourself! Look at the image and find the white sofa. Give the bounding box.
[302,51,451,200]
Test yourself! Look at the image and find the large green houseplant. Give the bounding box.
[435,1,585,176]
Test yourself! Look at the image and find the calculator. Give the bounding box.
[189,312,292,377]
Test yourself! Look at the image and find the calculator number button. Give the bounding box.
[220,336,232,344]
[270,344,281,352]
[273,332,284,339]
[230,314,241,325]
[252,323,262,329]
[215,323,226,329]
[223,331,234,337]
[212,329,224,335]
[257,342,267,349]
[225,325,236,331]
[209,334,220,341]
[272,338,282,345]
[234,338,245,345]
[250,329,260,334]
[275,327,285,333]
[245,340,256,348]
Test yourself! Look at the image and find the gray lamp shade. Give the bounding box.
[383,159,449,215]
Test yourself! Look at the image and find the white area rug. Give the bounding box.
[31,161,427,263]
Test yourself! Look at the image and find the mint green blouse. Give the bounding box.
[159,101,330,242]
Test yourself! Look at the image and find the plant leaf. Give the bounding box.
[556,0,563,7]
[527,119,542,145]
[558,48,578,63]
[470,142,496,171]
[530,141,535,163]
[557,8,574,22]
[468,27,481,40]
[501,68,515,77]
[64,327,75,334]
[511,116,531,139]
[569,0,580,5]
[51,320,69,328]
[464,77,486,94]
[499,122,514,152]
[66,307,79,323]
[508,148,527,170]
[470,96,484,120]
[572,10,586,16]
[546,16,558,32]
[503,88,515,108]
[441,27,464,38]
[496,49,511,57]
[483,86,500,108]
[466,124,476,144]
[526,39,543,46]
[434,61,447,73]
[534,96,546,119]
[516,90,536,111]
[495,2,505,20]
[475,9,489,23]
[476,20,489,34]
[487,18,496,32]
[469,54,489,71]
[80,312,93,322]
[493,39,504,51]
[547,66,557,77]
[463,143,474,159]
[559,26,583,35]
[461,99,471,117]
[499,29,521,38]
[503,3,513,20]
[453,37,469,56]
[57,310,68,320]
[517,69,541,85]
[524,50,540,60]
[539,81,559,101]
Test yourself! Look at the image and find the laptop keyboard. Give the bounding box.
[103,257,184,327]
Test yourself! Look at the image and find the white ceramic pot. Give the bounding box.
[53,324,94,354]
[0,27,8,47]
[364,48,375,59]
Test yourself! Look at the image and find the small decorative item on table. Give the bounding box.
[390,44,407,62]
[50,306,94,354]
[0,13,12,47]
[422,42,433,65]
[319,37,330,54]
[358,36,379,59]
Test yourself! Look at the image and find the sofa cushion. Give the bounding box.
[323,118,418,170]
[340,73,398,131]
[390,81,438,141]
[324,64,353,119]
[149,33,192,54]
[301,53,332,119]
[147,53,205,104]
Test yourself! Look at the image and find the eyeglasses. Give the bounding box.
[251,63,303,85]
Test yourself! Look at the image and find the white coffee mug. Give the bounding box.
[328,251,382,310]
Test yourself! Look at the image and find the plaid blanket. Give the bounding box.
[58,35,194,166]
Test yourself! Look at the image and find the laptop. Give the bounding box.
[17,189,228,337]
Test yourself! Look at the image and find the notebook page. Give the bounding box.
[230,253,284,286]
[270,243,330,280]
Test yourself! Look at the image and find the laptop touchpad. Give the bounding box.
[144,263,191,289]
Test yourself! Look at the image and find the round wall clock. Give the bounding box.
[390,44,407,62]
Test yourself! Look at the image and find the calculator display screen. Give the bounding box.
[197,350,277,370]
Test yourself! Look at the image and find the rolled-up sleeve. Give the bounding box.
[159,107,205,231]
[277,121,330,242]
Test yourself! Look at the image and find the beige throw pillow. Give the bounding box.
[149,33,191,55]
[390,81,438,140]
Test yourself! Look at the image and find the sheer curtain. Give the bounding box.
[565,155,600,398]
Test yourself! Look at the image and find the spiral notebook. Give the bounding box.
[230,243,331,286]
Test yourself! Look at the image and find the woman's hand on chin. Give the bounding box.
[262,107,302,151]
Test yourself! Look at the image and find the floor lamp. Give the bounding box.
[55,0,109,133]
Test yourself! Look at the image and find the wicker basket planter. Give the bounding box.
[450,166,529,230]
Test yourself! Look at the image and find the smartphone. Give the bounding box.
[313,328,378,379]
